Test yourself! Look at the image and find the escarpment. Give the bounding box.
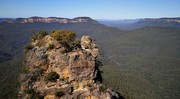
[19,30,121,99]
[2,17,98,24]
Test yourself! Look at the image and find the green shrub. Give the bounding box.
[99,85,107,93]
[60,77,65,81]
[37,95,44,99]
[36,39,45,47]
[55,91,65,97]
[24,44,34,53]
[32,31,48,41]
[50,31,60,38]
[25,89,44,99]
[48,43,54,50]
[39,31,48,37]
[22,66,30,73]
[25,89,35,94]
[60,48,67,54]
[50,30,78,53]
[50,30,76,42]
[71,39,81,49]
[47,71,60,82]
[67,87,73,95]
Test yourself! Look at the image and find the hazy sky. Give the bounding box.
[0,0,180,19]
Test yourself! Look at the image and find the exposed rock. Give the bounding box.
[107,88,121,99]
[19,30,121,99]
[3,17,98,24]
[81,36,99,58]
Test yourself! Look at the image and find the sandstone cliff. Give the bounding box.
[2,17,98,24]
[19,30,121,99]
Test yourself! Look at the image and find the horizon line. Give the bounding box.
[1,16,180,20]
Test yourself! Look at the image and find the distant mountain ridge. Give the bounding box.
[1,16,98,24]
[98,17,180,30]
[139,17,180,23]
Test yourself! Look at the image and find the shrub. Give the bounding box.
[25,89,35,94]
[99,85,107,93]
[50,31,60,38]
[70,39,81,49]
[50,30,77,53]
[39,31,48,37]
[67,86,73,95]
[60,48,67,54]
[60,77,65,81]
[36,39,45,47]
[24,44,33,53]
[50,30,76,42]
[47,71,60,82]
[22,66,30,73]
[47,43,54,50]
[55,91,65,97]
[25,89,44,99]
[32,31,48,41]
[37,95,44,99]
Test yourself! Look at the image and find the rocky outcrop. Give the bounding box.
[139,18,180,23]
[2,17,98,24]
[19,30,121,99]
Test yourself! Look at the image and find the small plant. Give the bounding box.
[50,30,76,42]
[32,31,48,41]
[48,43,54,50]
[99,85,107,93]
[39,31,48,37]
[36,39,45,47]
[22,66,30,73]
[47,71,60,82]
[60,48,67,54]
[67,87,73,95]
[24,44,34,53]
[60,77,65,81]
[26,90,44,99]
[71,39,81,49]
[37,95,44,99]
[55,91,65,97]
[25,89,35,94]
[50,31,60,38]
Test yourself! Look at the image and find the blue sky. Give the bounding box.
[0,0,180,19]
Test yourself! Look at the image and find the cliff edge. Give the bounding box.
[19,30,121,99]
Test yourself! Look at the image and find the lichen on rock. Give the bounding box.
[19,30,121,99]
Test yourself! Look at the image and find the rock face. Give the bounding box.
[139,18,180,23]
[2,17,98,24]
[19,30,120,99]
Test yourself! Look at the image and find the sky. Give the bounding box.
[0,0,180,19]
